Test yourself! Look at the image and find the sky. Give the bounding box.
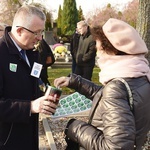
[28,0,133,19]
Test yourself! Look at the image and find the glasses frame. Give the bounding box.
[16,26,44,36]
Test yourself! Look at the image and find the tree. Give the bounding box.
[87,3,121,26]
[136,0,150,63]
[0,0,53,31]
[122,0,139,28]
[0,0,25,25]
[57,5,62,35]
[61,0,78,36]
[26,2,53,31]
[45,11,52,31]
[86,1,139,29]
[78,6,84,21]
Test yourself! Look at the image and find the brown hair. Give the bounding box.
[90,26,126,55]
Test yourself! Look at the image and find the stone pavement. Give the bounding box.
[39,114,50,150]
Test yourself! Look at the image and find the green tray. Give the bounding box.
[51,92,92,118]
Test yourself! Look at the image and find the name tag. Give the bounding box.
[9,63,17,72]
[30,62,43,78]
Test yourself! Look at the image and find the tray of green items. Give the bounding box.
[51,92,92,118]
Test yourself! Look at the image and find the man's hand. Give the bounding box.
[31,94,58,115]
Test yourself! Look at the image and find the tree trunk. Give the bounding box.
[136,0,150,63]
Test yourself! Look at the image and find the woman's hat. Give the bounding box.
[102,18,148,54]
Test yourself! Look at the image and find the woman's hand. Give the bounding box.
[54,76,70,88]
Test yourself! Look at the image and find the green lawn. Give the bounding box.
[47,67,101,95]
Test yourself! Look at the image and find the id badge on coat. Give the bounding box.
[30,62,43,78]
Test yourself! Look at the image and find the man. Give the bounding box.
[75,20,96,80]
[0,23,7,38]
[70,29,80,73]
[0,28,4,38]
[0,5,58,150]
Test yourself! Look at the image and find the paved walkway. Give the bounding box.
[39,114,50,150]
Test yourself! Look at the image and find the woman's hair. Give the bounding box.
[90,26,125,55]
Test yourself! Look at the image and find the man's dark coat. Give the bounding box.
[0,27,41,150]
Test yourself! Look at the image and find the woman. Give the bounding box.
[54,18,150,150]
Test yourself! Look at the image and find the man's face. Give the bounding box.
[16,16,45,50]
[77,25,87,35]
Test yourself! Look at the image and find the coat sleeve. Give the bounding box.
[66,80,136,150]
[68,73,102,100]
[0,47,35,123]
[0,68,31,123]
[82,40,96,63]
[40,39,55,66]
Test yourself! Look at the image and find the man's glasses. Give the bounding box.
[16,26,44,37]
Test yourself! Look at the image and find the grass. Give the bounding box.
[47,66,100,95]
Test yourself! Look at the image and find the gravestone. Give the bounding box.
[44,31,57,45]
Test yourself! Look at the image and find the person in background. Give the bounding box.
[74,20,96,81]
[37,37,55,86]
[70,29,80,73]
[0,5,58,150]
[54,18,150,150]
[0,23,7,38]
[0,29,4,38]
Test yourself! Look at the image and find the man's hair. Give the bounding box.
[77,20,88,27]
[12,5,46,28]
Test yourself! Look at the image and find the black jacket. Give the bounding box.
[76,27,96,67]
[66,74,150,150]
[70,31,80,61]
[38,39,55,67]
[0,27,41,150]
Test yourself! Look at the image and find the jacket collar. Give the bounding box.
[82,26,91,39]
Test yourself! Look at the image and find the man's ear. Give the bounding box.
[16,27,22,36]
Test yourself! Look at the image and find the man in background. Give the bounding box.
[70,29,80,73]
[75,20,96,80]
[0,23,7,38]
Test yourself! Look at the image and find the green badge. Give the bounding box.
[9,63,17,72]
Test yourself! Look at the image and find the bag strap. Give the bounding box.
[88,88,103,124]
[88,78,134,124]
[110,78,136,148]
[113,78,134,111]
